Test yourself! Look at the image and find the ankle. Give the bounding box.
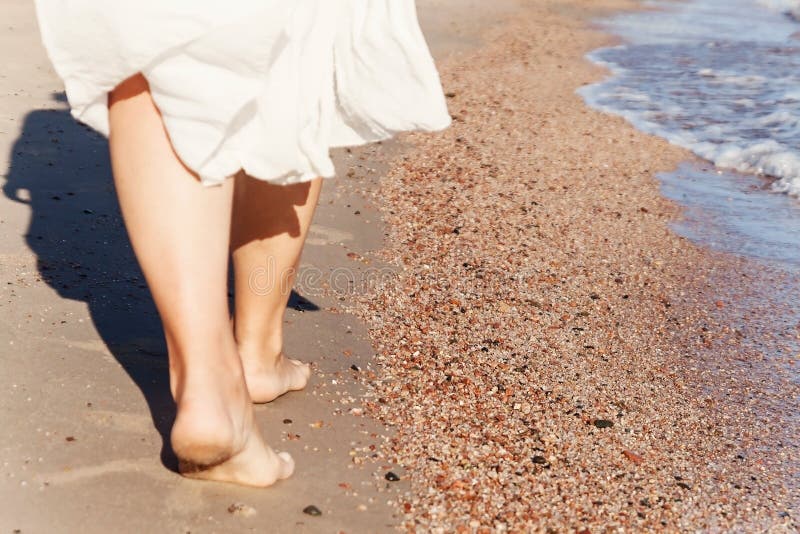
[167,337,246,401]
[236,334,283,368]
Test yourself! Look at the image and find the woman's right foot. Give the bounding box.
[170,363,294,487]
[240,350,312,404]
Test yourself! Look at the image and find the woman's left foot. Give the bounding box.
[240,351,312,403]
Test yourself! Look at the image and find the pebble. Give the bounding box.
[622,450,644,464]
[303,505,322,517]
[227,503,257,518]
[593,419,614,429]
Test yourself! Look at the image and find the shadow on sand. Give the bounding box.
[2,93,319,471]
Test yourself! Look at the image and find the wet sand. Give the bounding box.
[0,1,429,531]
[341,0,800,531]
[0,1,525,532]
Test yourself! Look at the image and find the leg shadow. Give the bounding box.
[4,94,173,468]
[4,94,322,471]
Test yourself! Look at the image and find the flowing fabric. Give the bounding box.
[34,1,451,185]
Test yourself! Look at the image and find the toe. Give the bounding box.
[286,358,311,385]
[294,364,311,388]
[277,451,295,479]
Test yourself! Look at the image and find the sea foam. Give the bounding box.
[579,0,800,196]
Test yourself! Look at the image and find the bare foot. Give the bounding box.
[170,366,294,486]
[240,351,312,404]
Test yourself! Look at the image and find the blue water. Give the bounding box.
[580,0,800,271]
[660,162,800,269]
[579,3,800,469]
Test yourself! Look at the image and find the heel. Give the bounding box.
[174,442,234,470]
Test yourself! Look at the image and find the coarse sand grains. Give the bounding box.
[338,0,800,531]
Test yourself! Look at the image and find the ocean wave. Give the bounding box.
[580,80,800,195]
[580,0,800,197]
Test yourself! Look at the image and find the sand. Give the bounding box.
[0,1,410,531]
[1,0,798,532]
[340,0,800,531]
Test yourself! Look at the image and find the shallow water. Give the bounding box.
[581,0,800,395]
[581,0,800,194]
[660,163,800,271]
[580,0,800,272]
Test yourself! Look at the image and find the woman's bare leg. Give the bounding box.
[108,74,293,485]
[230,175,321,403]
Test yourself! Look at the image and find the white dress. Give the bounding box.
[33,1,451,186]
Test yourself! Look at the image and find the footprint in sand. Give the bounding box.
[305,224,353,246]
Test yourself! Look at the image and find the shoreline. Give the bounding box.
[347,0,799,530]
[578,0,800,275]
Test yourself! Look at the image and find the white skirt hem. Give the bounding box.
[35,0,452,187]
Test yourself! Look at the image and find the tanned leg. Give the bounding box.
[108,74,293,485]
[230,174,322,403]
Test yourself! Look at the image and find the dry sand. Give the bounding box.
[1,0,798,532]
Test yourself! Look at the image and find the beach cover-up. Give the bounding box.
[33,1,451,186]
